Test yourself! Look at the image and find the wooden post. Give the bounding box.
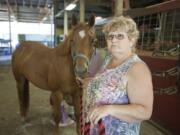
[53,0,58,46]
[114,0,123,16]
[80,0,85,22]
[64,1,68,35]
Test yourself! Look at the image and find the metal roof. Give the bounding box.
[0,0,165,24]
[0,0,53,23]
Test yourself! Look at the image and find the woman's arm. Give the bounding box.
[88,62,154,124]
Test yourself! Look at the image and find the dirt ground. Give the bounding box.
[0,65,170,135]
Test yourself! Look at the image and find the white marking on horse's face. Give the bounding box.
[79,30,85,39]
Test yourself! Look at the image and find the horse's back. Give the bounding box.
[15,41,51,54]
[12,41,51,67]
[12,41,53,88]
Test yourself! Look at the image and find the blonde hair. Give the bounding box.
[103,16,139,49]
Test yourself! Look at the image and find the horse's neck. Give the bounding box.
[54,39,70,56]
[54,40,74,76]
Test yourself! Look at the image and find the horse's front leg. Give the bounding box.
[51,91,63,135]
[73,88,82,135]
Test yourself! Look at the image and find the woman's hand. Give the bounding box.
[87,105,109,125]
[76,77,92,89]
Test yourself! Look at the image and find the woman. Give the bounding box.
[79,16,153,135]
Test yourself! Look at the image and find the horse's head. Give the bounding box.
[69,14,96,78]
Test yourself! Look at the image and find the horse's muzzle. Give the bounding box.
[74,64,88,78]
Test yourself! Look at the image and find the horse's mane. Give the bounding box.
[54,32,72,56]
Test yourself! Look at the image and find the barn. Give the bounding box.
[0,0,179,135]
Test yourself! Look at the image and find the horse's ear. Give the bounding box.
[88,14,95,27]
[71,14,77,27]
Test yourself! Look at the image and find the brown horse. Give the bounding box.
[11,14,95,135]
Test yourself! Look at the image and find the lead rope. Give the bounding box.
[84,122,90,135]
[80,90,106,135]
[80,92,91,135]
[80,94,84,135]
[98,119,106,135]
[83,120,106,135]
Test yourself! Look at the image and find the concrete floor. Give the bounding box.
[0,65,171,135]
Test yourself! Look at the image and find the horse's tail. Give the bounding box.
[16,76,29,118]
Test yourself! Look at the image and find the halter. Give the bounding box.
[72,53,90,66]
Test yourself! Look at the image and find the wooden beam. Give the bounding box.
[14,0,17,7]
[0,5,8,11]
[30,0,33,7]
[124,0,180,18]
[5,0,17,21]
[37,0,41,8]
[80,0,85,22]
[39,7,52,23]
[114,0,123,16]
[45,0,49,7]
[22,0,25,7]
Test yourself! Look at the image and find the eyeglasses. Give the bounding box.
[106,33,125,41]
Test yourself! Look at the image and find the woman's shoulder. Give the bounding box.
[127,61,151,78]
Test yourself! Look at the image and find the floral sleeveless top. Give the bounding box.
[82,54,142,135]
